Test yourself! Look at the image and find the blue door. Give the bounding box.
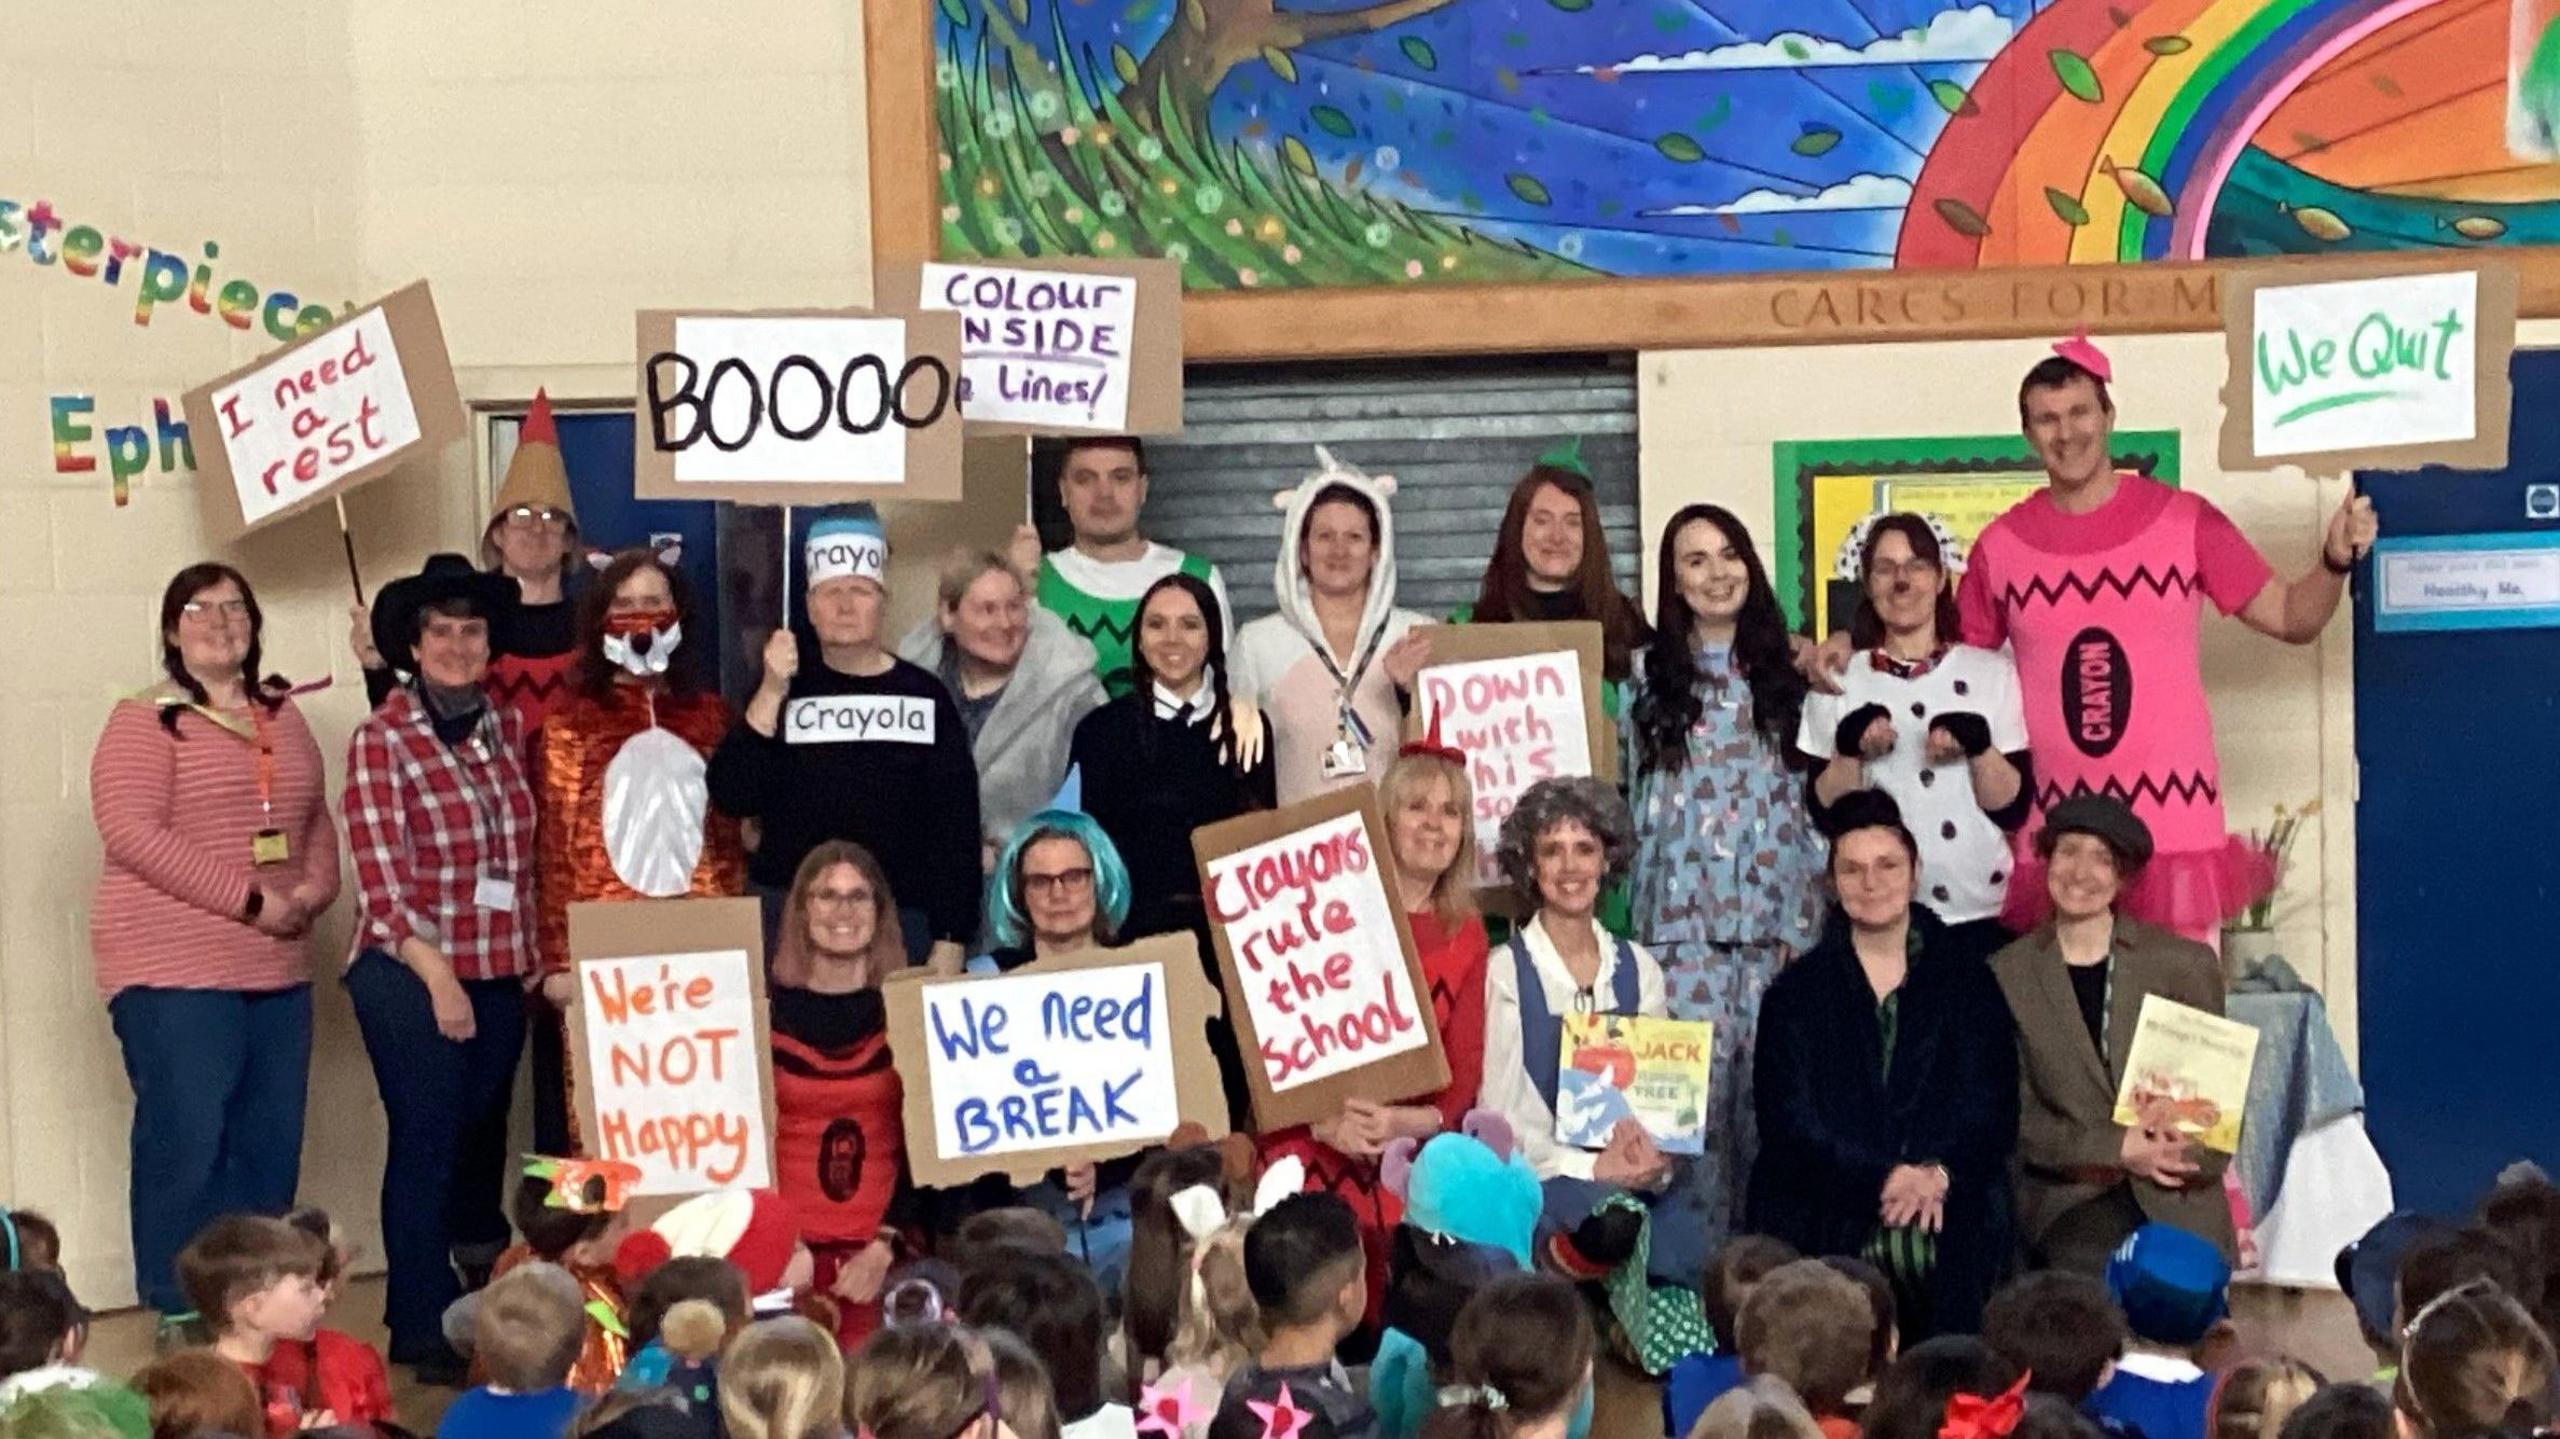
[542,409,727,684]
[2354,347,2560,1215]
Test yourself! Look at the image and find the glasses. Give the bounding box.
[1869,558,1940,581]
[502,506,571,531]
[1022,868,1093,898]
[181,599,251,622]
[809,887,875,911]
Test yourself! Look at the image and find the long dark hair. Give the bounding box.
[1848,514,1963,651]
[1418,1273,1594,1439]
[570,548,714,702]
[156,563,286,738]
[1633,505,1803,774]
[1471,466,1648,681]
[1120,1143,1234,1388]
[1127,573,1249,776]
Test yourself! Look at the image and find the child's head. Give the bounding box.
[1705,1235,1800,1350]
[1167,1218,1262,1381]
[1243,1193,1365,1344]
[984,1328,1062,1439]
[1419,1273,1595,1439]
[513,1173,620,1268]
[174,1216,326,1346]
[278,1206,351,1306]
[475,1261,588,1394]
[1737,1260,1878,1416]
[132,1348,263,1439]
[2395,1281,2556,1439]
[1862,1336,2023,1439]
[847,1320,1000,1439]
[2010,1393,2106,1439]
[2107,1224,2233,1353]
[1123,1143,1236,1373]
[718,1316,845,1439]
[957,1248,1106,1424]
[2480,1169,2560,1347]
[881,1258,961,1332]
[629,1256,752,1354]
[2396,1227,2530,1340]
[1981,1270,2127,1404]
[6,1210,62,1275]
[1819,1255,1899,1388]
[1692,1376,1826,1439]
[2277,1385,2394,1439]
[949,1208,1068,1273]
[0,1270,82,1379]
[2208,1358,2325,1439]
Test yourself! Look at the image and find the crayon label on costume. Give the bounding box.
[784,695,936,745]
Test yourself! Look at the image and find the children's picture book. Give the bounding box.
[1555,1013,1712,1155]
[2113,994,2262,1153]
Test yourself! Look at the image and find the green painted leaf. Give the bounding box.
[1111,44,1141,86]
[2050,48,2103,103]
[1934,197,1993,238]
[1120,0,1158,20]
[1310,104,1356,138]
[1010,0,1031,22]
[1656,132,1706,162]
[1929,78,1974,114]
[2044,186,2091,226]
[1506,172,1553,206]
[1782,37,1811,59]
[1263,46,1299,83]
[1773,226,1795,246]
[1400,35,1438,70]
[1790,124,1841,156]
[1547,0,1593,11]
[1184,0,1208,31]
[1698,95,1733,131]
[936,0,969,26]
[1869,79,1913,119]
[2143,34,2191,54]
[1281,135,1317,176]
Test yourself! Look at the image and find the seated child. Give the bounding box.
[2205,1359,2323,1439]
[2393,1284,2555,1439]
[1818,1257,1897,1416]
[715,1317,843,1439]
[615,1254,753,1436]
[1692,1377,1828,1439]
[959,1246,1128,1439]
[1,1268,99,1402]
[475,1172,632,1392]
[1984,1272,2137,1436]
[175,1215,332,1438]
[1419,1273,1594,1439]
[2273,1385,2390,1439]
[6,1210,63,1275]
[1861,1338,2022,1439]
[847,1321,1004,1439]
[133,1350,265,1439]
[1139,1218,1258,1439]
[1665,1237,1799,1439]
[265,1205,396,1431]
[1211,1193,1373,1439]
[2091,1225,2230,1439]
[1734,1261,1878,1439]
[987,1329,1065,1439]
[438,1263,590,1439]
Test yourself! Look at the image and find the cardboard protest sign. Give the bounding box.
[880,932,1228,1187]
[634,308,965,504]
[2220,260,2517,472]
[1192,787,1450,1131]
[883,257,1183,436]
[1404,622,1615,898]
[566,898,776,1205]
[181,281,464,539]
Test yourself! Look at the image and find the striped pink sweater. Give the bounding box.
[88,695,342,998]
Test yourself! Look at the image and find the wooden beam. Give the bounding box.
[863,0,939,266]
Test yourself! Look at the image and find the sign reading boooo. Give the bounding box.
[635,307,965,504]
[1193,787,1449,1131]
[881,257,1182,436]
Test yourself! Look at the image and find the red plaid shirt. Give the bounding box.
[342,688,539,981]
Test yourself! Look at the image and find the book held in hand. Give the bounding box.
[1555,1013,1712,1155]
[2113,994,2261,1154]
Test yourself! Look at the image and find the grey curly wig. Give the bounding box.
[1495,775,1637,905]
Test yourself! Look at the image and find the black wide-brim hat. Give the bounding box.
[2041,792,2156,869]
[371,553,519,676]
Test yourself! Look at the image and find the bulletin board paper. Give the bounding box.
[181,281,464,541]
[1404,621,1613,905]
[885,257,1183,437]
[881,932,1228,1188]
[1192,787,1450,1132]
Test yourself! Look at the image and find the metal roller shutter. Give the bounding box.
[1034,356,1641,627]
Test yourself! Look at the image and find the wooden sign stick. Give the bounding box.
[333,494,365,605]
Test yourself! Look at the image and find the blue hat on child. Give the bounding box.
[2108,1223,2232,1347]
[804,504,888,587]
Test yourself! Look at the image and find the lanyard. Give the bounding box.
[1311,619,1391,743]
[437,709,514,875]
[250,704,277,824]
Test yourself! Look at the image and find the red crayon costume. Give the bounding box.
[484,393,582,747]
[770,984,911,1351]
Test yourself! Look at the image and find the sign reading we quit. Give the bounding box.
[180,281,465,538]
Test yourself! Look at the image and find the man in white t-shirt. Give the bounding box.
[1027,436,1232,698]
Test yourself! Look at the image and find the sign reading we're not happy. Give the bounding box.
[2221,262,2518,472]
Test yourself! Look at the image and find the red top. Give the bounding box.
[88,694,342,999]
[261,1328,396,1433]
[341,690,539,980]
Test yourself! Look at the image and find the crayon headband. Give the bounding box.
[806,511,888,587]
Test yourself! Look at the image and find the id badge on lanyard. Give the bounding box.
[247,707,290,867]
[1315,628,1388,781]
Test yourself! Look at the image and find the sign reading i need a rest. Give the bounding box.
[887,258,1183,437]
[2222,263,2517,472]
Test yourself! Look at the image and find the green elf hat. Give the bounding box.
[1535,435,1592,479]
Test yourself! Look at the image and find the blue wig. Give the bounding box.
[985,809,1133,948]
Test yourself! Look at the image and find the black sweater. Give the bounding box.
[706,657,982,943]
[1068,695,1275,942]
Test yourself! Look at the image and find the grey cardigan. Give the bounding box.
[897,606,1107,862]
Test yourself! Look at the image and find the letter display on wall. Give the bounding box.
[880,932,1229,1186]
[1405,622,1614,903]
[633,307,965,504]
[2221,260,2519,473]
[567,898,777,1207]
[179,280,465,540]
[882,257,1184,436]
[1192,787,1450,1131]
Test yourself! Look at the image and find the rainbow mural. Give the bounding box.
[932,0,2555,287]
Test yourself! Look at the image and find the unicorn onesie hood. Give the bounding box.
[1231,446,1430,803]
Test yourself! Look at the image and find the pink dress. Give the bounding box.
[1958,475,2277,942]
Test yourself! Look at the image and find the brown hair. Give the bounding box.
[848,1321,996,1439]
[1379,751,1481,929]
[1122,1143,1236,1384]
[175,1216,323,1333]
[1706,1235,1801,1348]
[1167,1216,1264,1386]
[1471,466,1648,681]
[1849,514,1964,651]
[984,1328,1062,1439]
[7,1209,62,1273]
[571,548,713,702]
[769,840,906,990]
[1738,1260,1879,1415]
[721,1317,847,1439]
[2397,1283,2556,1439]
[1420,1273,1595,1439]
[627,1256,751,1352]
[476,1262,588,1393]
[936,549,1023,613]
[1982,1271,2127,1404]
[2211,1358,2327,1439]
[1692,1375,1827,1439]
[2017,356,2114,426]
[133,1349,263,1439]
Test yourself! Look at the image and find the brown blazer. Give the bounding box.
[1990,917,2236,1260]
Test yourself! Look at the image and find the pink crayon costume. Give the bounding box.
[1956,473,2276,942]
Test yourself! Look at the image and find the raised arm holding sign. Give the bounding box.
[1406,622,1613,902]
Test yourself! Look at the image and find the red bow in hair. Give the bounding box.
[1940,1374,2032,1439]
[1400,704,1466,765]
[2051,328,2114,383]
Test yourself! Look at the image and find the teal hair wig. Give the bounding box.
[986,810,1133,949]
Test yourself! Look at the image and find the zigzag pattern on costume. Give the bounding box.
[1063,611,1140,647]
[2000,564,2200,611]
[2034,770,2221,812]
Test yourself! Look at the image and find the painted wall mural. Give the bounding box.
[932,0,2557,289]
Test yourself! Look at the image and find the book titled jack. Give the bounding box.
[1556,1014,1712,1155]
[2112,994,2260,1154]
